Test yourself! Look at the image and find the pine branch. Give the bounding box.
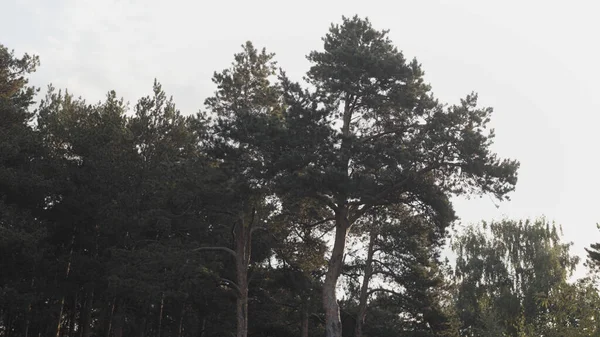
[193,246,237,260]
[219,278,242,296]
[367,287,403,297]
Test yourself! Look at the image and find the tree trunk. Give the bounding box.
[355,226,376,337]
[79,288,93,337]
[24,304,32,337]
[322,87,355,337]
[323,208,350,337]
[5,310,12,337]
[23,275,36,337]
[157,294,164,337]
[300,301,309,337]
[198,316,206,337]
[103,298,115,337]
[55,233,76,337]
[177,305,186,337]
[235,217,251,337]
[194,210,254,337]
[236,282,248,337]
[68,292,78,337]
[55,298,65,337]
[113,305,124,337]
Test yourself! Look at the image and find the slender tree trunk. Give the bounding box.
[323,208,350,337]
[5,311,12,337]
[103,298,115,337]
[24,274,37,337]
[198,315,206,337]
[68,292,77,337]
[235,217,251,337]
[195,210,254,337]
[157,294,164,337]
[355,227,376,337]
[113,304,124,337]
[79,288,93,337]
[177,304,185,337]
[24,303,32,337]
[56,234,76,337]
[55,297,65,337]
[300,300,309,337]
[0,308,4,337]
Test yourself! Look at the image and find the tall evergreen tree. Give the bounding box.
[0,44,50,337]
[200,41,283,337]
[274,16,519,337]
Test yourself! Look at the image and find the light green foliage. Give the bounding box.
[452,218,599,337]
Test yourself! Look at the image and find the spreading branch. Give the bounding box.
[349,204,373,224]
[367,287,403,297]
[303,217,335,228]
[250,225,268,234]
[369,161,462,204]
[219,278,242,296]
[193,246,238,260]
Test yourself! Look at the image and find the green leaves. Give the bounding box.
[451,219,594,337]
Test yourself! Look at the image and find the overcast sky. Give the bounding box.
[4,0,600,275]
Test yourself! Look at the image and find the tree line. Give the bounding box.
[2,15,600,337]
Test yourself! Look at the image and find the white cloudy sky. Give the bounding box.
[4,0,600,274]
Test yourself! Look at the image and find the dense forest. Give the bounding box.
[2,15,600,337]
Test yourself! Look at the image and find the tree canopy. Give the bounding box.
[3,14,600,337]
[453,219,600,337]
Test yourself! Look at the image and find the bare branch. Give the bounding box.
[367,287,403,297]
[249,207,256,228]
[193,246,237,260]
[250,226,268,234]
[369,161,462,203]
[219,278,242,296]
[311,313,325,324]
[349,204,373,224]
[359,130,398,143]
[303,217,335,228]
[316,193,338,211]
[372,259,404,278]
[358,122,419,143]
